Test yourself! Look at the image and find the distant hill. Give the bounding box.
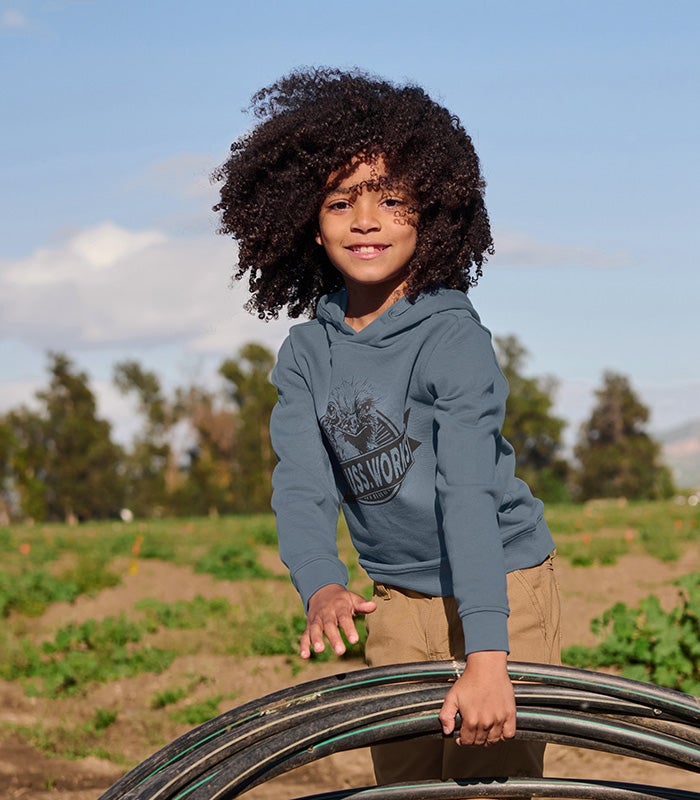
[660,419,700,490]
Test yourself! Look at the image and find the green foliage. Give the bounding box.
[249,611,311,657]
[546,499,699,566]
[169,695,223,726]
[556,536,628,567]
[245,516,278,547]
[495,335,570,502]
[0,553,120,618]
[639,525,680,562]
[10,707,119,761]
[4,353,125,521]
[0,615,175,697]
[113,360,174,517]
[59,554,122,595]
[219,343,277,513]
[137,533,177,561]
[137,595,232,631]
[150,686,187,709]
[562,573,700,694]
[574,371,674,501]
[195,542,271,581]
[0,569,80,617]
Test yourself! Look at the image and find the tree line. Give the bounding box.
[0,338,674,523]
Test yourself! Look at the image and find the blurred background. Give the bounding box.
[1,0,699,519]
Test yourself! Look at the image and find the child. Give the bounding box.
[214,67,561,784]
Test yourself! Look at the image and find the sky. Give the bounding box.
[1,0,699,449]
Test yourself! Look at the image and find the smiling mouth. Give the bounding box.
[347,245,388,254]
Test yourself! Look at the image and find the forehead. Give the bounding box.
[326,155,387,190]
[324,154,410,198]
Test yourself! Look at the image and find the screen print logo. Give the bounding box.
[321,381,420,505]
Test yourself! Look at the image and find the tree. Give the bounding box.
[574,371,674,501]
[172,384,237,517]
[495,335,570,502]
[219,343,277,512]
[5,352,124,521]
[0,419,14,523]
[113,360,176,517]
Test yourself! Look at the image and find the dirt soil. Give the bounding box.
[2,546,699,799]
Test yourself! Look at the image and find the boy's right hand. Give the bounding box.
[301,583,376,659]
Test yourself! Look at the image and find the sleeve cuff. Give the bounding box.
[293,558,350,610]
[461,609,510,655]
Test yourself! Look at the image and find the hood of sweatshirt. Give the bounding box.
[315,286,482,346]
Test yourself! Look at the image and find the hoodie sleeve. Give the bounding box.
[270,336,349,610]
[424,315,511,655]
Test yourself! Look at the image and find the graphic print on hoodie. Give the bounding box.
[320,379,421,505]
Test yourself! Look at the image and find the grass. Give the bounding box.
[0,502,697,766]
[7,707,122,761]
[545,498,699,566]
[169,695,225,726]
[0,614,176,697]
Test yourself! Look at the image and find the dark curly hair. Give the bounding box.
[213,67,494,319]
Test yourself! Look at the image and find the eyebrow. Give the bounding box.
[324,179,407,198]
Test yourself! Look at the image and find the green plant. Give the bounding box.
[557,536,628,567]
[195,542,271,581]
[169,695,223,726]
[639,525,679,562]
[0,614,175,697]
[9,707,120,761]
[0,569,80,617]
[245,517,278,547]
[150,687,187,709]
[138,535,177,561]
[59,554,121,596]
[563,573,700,694]
[136,595,233,631]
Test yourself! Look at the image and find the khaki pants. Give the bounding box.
[365,552,561,783]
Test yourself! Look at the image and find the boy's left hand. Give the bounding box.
[438,650,516,746]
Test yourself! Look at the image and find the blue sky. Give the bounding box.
[1,0,698,447]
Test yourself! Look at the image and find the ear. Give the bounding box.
[315,231,323,246]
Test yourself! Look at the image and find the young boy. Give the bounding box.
[214,67,561,783]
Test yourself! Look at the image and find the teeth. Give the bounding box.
[354,245,384,253]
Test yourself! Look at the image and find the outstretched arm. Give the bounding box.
[438,650,516,746]
[301,583,377,659]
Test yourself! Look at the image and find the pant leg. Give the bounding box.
[365,583,446,782]
[366,552,561,784]
[442,551,562,779]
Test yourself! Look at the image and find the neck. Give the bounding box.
[344,282,407,331]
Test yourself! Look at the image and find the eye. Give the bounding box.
[382,196,407,208]
[326,199,351,211]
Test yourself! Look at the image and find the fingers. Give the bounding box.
[439,678,516,747]
[454,709,517,746]
[455,715,516,746]
[301,586,372,659]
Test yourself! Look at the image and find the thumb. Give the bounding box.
[438,692,458,735]
[352,597,377,614]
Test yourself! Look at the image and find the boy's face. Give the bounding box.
[316,156,417,297]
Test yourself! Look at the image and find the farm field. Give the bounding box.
[0,500,698,799]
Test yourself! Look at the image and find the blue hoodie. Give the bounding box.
[270,287,555,655]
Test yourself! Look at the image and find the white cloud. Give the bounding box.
[1,9,27,28]
[492,229,628,269]
[0,221,292,353]
[135,154,219,201]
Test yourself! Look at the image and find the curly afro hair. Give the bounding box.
[213,67,493,319]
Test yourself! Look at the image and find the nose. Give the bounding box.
[350,197,380,233]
